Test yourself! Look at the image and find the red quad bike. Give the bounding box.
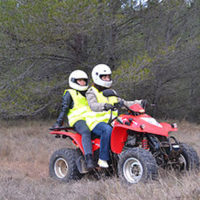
[49,90,199,184]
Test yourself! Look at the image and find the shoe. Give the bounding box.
[85,154,95,170]
[98,159,109,168]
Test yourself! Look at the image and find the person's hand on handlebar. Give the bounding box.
[104,103,115,111]
[114,100,124,109]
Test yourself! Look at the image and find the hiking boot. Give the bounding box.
[98,159,109,168]
[85,154,95,170]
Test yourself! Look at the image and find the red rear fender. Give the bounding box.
[50,130,83,151]
[50,131,100,154]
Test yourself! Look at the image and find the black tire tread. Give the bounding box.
[180,143,200,171]
[49,148,82,182]
[118,148,158,184]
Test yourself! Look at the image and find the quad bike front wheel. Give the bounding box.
[178,143,200,171]
[118,148,158,184]
[49,148,83,182]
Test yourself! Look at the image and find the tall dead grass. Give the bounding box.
[0,120,199,200]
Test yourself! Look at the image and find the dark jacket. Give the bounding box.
[56,90,86,126]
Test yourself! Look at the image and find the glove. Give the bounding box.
[52,122,62,129]
[141,99,148,108]
[114,100,124,108]
[104,103,115,111]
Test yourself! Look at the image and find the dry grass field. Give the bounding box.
[0,120,199,200]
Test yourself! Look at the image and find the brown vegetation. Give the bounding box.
[0,120,199,200]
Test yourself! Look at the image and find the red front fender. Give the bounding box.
[110,124,177,154]
[110,126,128,154]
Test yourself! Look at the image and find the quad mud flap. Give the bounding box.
[76,155,89,174]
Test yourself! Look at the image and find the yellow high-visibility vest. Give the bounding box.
[65,89,90,127]
[86,86,118,130]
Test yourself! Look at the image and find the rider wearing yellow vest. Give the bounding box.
[86,64,143,168]
[86,86,118,130]
[65,89,90,127]
[52,70,94,170]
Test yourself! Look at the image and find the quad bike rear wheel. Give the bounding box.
[49,148,83,182]
[118,148,158,184]
[178,143,200,171]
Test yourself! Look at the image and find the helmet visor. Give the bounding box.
[100,74,111,81]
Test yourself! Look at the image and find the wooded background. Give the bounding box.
[0,0,199,122]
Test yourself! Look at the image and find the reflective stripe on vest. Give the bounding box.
[86,86,118,130]
[65,89,90,127]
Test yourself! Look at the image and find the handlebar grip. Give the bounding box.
[114,100,124,108]
[49,126,74,131]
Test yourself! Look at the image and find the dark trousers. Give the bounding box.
[74,120,92,155]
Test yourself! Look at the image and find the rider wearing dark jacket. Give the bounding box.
[53,70,94,170]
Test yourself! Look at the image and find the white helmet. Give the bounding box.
[69,70,89,91]
[92,64,112,88]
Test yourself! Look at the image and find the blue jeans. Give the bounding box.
[74,120,92,155]
[92,122,112,161]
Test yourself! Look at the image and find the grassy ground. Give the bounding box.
[0,120,199,200]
